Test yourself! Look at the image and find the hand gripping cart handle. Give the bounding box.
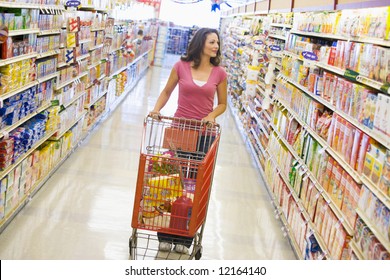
[129,115,221,260]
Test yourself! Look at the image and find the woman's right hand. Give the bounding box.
[149,111,161,120]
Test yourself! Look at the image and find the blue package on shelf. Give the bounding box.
[0,103,18,116]
[5,113,18,126]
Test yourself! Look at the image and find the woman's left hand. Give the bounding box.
[201,116,215,127]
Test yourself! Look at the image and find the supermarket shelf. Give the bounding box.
[40,5,66,11]
[37,49,60,59]
[62,91,87,108]
[84,110,106,132]
[247,106,269,139]
[270,23,293,29]
[0,132,81,233]
[91,27,105,32]
[79,38,92,45]
[247,134,265,175]
[109,66,127,79]
[268,34,286,40]
[256,84,266,96]
[315,61,345,76]
[94,8,108,13]
[0,81,38,101]
[0,52,37,67]
[316,62,389,95]
[109,46,124,53]
[107,66,149,113]
[270,110,355,236]
[0,130,58,180]
[9,28,40,36]
[283,50,390,95]
[263,170,305,260]
[38,29,61,36]
[0,2,64,10]
[277,84,362,186]
[335,108,390,151]
[89,44,104,51]
[356,208,390,253]
[0,102,51,140]
[78,5,96,10]
[84,90,108,108]
[88,60,103,70]
[361,174,390,211]
[290,29,390,48]
[228,96,248,141]
[86,74,106,89]
[55,72,88,90]
[253,97,262,110]
[229,99,294,238]
[349,240,364,260]
[51,111,87,140]
[37,72,59,84]
[249,128,267,157]
[76,53,90,62]
[267,153,333,259]
[57,62,69,68]
[276,208,305,260]
[278,69,390,151]
[261,165,306,260]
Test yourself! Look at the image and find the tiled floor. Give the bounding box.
[0,63,296,260]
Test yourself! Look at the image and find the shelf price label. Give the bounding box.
[270,45,281,52]
[344,69,359,82]
[254,40,264,45]
[66,1,81,7]
[380,83,390,94]
[301,51,318,61]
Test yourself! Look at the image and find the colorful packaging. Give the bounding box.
[357,134,371,173]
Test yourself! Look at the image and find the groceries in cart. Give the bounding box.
[138,145,197,233]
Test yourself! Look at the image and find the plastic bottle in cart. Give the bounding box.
[169,191,193,231]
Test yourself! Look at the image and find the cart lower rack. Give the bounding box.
[130,115,221,260]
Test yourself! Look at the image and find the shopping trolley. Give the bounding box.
[129,115,221,260]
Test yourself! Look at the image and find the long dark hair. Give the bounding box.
[181,28,221,68]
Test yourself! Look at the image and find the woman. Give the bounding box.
[150,28,227,254]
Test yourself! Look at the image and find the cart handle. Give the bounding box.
[147,114,221,130]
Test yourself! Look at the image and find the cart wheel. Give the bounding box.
[195,246,202,260]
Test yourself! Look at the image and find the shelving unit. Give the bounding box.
[0,0,156,232]
[221,0,390,260]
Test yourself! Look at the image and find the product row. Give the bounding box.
[221,6,390,259]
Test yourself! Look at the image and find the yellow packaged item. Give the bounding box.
[144,174,183,206]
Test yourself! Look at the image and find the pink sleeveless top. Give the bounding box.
[173,60,227,120]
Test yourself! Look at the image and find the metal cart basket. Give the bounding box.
[129,115,221,260]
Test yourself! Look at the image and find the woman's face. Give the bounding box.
[202,33,219,58]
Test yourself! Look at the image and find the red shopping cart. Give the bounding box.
[129,115,221,260]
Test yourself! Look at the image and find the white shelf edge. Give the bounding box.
[355,208,390,253]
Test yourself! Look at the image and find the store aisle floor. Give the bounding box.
[0,64,296,260]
